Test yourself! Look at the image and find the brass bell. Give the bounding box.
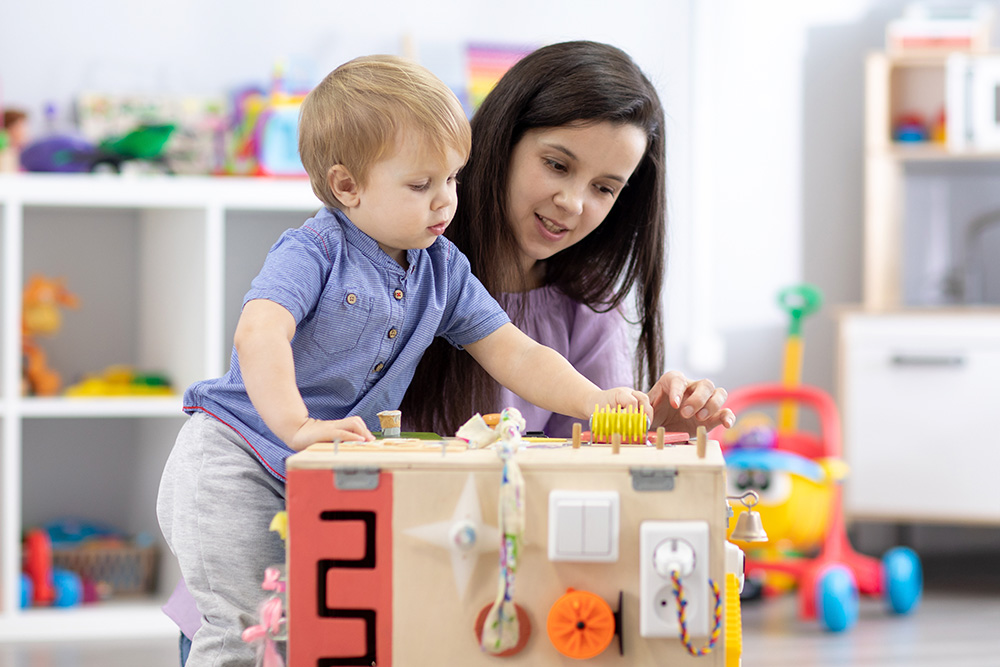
[730,508,768,543]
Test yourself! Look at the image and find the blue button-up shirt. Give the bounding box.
[183,207,510,480]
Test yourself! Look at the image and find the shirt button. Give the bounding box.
[374,362,384,373]
[346,293,357,305]
[387,328,398,339]
[393,289,403,300]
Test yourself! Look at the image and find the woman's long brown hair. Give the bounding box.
[401,41,667,434]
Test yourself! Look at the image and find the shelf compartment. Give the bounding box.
[18,397,183,418]
[0,600,176,641]
[22,205,208,397]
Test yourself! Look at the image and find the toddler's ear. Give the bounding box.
[328,165,360,208]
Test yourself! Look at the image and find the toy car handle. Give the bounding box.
[778,284,823,336]
[708,382,841,458]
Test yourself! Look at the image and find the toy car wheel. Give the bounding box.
[740,573,764,601]
[815,565,858,632]
[882,546,922,615]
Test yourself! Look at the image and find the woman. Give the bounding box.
[402,40,733,436]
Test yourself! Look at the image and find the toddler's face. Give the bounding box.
[350,133,465,266]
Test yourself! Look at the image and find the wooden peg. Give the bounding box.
[612,432,621,455]
[696,426,707,459]
[656,426,665,450]
[572,422,582,449]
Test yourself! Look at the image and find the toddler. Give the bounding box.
[157,54,650,666]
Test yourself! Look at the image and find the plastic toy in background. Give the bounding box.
[712,383,923,632]
[20,123,177,174]
[464,44,533,117]
[1,108,29,172]
[64,364,172,397]
[75,92,226,175]
[22,528,84,608]
[225,64,309,177]
[775,283,823,434]
[21,275,78,396]
[242,512,289,667]
[893,112,930,142]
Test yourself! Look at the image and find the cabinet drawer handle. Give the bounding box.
[890,354,965,367]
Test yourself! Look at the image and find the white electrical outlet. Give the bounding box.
[639,521,709,638]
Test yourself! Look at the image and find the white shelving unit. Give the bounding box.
[838,52,1000,525]
[0,173,320,641]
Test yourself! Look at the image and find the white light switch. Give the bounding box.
[548,491,620,562]
[555,500,584,556]
[583,500,612,555]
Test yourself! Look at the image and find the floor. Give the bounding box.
[1,554,997,667]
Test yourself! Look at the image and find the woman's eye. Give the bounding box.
[596,184,617,196]
[544,158,567,172]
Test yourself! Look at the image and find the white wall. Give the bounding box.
[6,0,998,556]
[0,0,973,393]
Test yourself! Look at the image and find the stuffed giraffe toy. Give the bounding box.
[22,275,78,396]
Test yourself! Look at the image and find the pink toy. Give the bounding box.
[242,565,287,667]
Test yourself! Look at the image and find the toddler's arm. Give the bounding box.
[464,322,651,420]
[235,299,375,450]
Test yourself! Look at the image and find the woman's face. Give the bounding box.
[506,121,647,273]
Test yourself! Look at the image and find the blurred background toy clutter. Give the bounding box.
[22,519,159,609]
[710,285,923,632]
[10,62,314,177]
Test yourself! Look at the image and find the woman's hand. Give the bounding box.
[648,371,734,435]
[288,416,375,452]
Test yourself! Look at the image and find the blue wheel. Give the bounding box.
[20,573,33,608]
[815,565,859,632]
[882,547,922,615]
[52,568,82,608]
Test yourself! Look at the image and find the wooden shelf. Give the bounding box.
[0,173,321,641]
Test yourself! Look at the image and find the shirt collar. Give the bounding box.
[327,207,418,273]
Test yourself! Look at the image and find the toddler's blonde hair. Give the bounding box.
[299,55,471,210]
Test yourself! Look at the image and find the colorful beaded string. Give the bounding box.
[671,570,722,656]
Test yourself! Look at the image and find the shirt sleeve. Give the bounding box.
[437,243,510,348]
[242,225,333,324]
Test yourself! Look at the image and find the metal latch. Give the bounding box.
[334,467,381,490]
[630,467,677,491]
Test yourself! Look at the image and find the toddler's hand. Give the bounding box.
[289,416,375,451]
[590,387,654,421]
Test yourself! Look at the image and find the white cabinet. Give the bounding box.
[839,51,1000,527]
[0,173,320,640]
[839,312,1000,523]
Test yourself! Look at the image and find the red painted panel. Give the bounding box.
[287,468,393,666]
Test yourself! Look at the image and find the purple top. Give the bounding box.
[162,576,201,640]
[499,286,633,436]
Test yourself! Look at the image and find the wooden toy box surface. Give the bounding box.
[285,440,730,666]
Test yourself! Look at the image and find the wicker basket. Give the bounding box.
[51,543,159,597]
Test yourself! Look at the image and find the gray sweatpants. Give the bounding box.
[157,412,286,667]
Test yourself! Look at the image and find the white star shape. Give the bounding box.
[403,473,500,599]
